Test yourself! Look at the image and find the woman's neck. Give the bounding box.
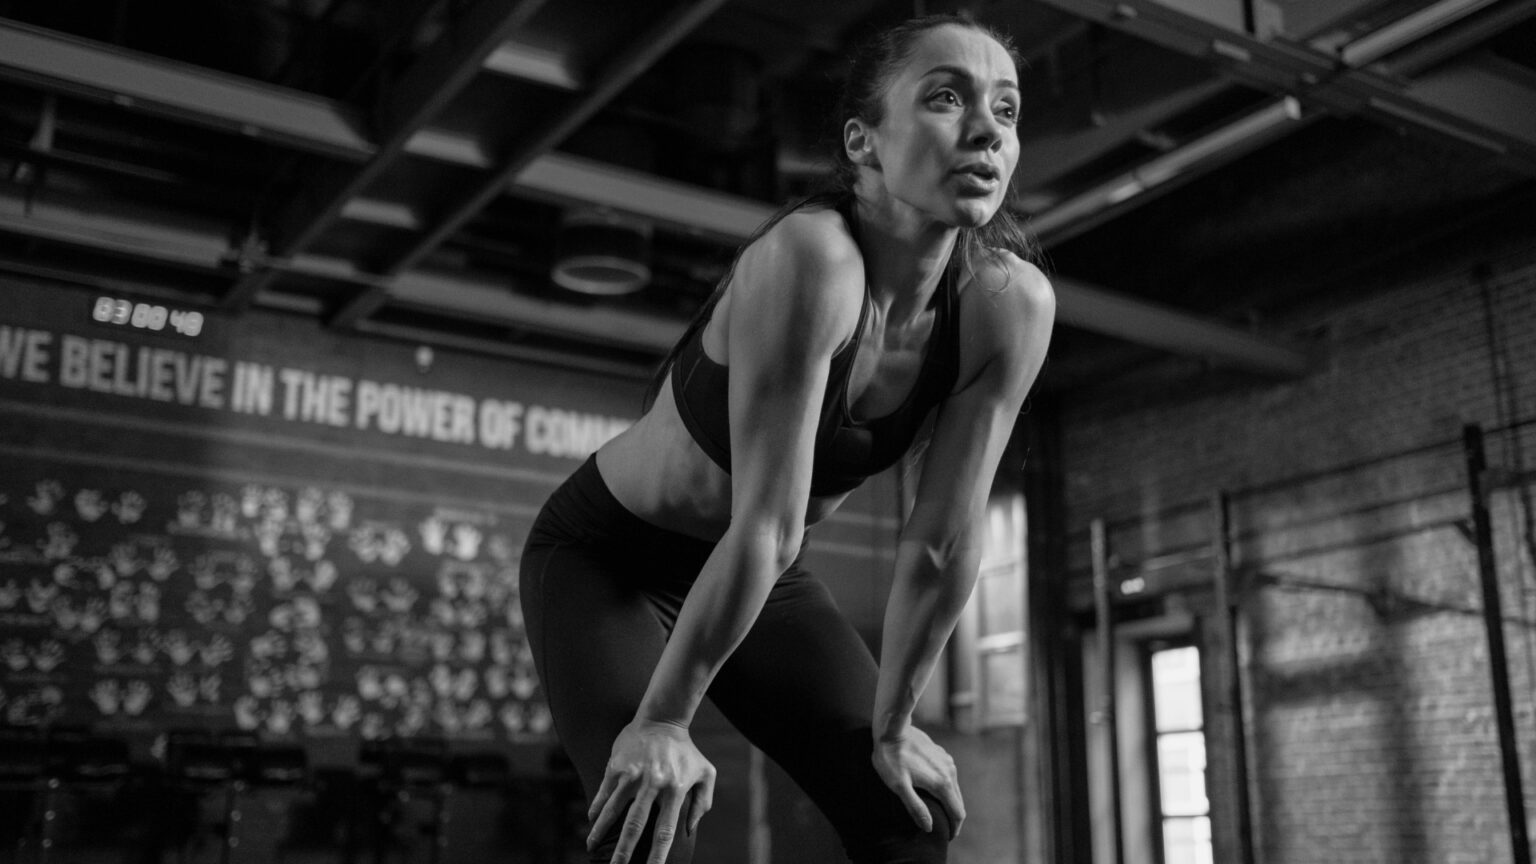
[851,194,959,327]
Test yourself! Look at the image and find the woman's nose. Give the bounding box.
[967,110,1003,150]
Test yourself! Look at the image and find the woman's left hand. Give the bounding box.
[871,725,964,838]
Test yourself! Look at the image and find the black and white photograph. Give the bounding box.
[0,1,1533,862]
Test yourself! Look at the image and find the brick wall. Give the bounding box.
[1059,240,1536,864]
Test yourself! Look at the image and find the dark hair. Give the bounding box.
[644,13,1036,409]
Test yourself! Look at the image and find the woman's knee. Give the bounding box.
[848,792,951,864]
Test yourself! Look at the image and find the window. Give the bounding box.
[1150,646,1212,864]
[974,496,1027,727]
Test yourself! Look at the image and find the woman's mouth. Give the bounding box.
[953,164,1000,193]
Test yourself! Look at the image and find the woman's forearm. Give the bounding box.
[635,529,788,727]
[873,537,980,739]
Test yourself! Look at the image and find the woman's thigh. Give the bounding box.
[520,538,695,863]
[705,571,950,864]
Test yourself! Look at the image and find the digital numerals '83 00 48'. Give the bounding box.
[92,296,204,338]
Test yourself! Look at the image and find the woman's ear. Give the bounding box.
[843,118,879,168]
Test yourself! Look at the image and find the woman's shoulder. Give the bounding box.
[954,249,1056,370]
[732,206,866,314]
[747,206,864,274]
[958,249,1054,313]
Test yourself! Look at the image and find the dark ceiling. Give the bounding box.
[1,0,1533,397]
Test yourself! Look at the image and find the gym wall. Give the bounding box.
[1059,238,1536,863]
[0,278,910,862]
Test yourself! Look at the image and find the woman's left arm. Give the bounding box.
[871,255,1055,837]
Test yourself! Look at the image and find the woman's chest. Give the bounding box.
[844,308,937,422]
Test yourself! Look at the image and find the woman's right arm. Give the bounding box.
[587,214,864,864]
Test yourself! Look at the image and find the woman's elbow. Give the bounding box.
[768,522,806,574]
[728,518,805,577]
[903,522,980,577]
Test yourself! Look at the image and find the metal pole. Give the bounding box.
[1463,423,1532,864]
[1211,493,1256,864]
[1091,518,1125,864]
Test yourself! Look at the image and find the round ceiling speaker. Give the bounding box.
[551,210,652,296]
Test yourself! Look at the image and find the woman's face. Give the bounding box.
[853,25,1021,229]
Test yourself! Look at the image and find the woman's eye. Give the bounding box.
[995,104,1018,123]
[930,90,961,107]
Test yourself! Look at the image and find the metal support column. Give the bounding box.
[1210,492,1256,864]
[1462,423,1532,864]
[1090,518,1124,864]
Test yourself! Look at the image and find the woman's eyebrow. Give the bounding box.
[920,64,1019,92]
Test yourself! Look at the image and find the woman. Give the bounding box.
[520,14,1055,864]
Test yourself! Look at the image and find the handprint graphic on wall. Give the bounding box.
[174,491,206,530]
[121,680,150,715]
[39,523,78,561]
[94,630,123,665]
[91,680,121,715]
[74,489,108,522]
[27,480,65,515]
[146,546,177,581]
[449,523,482,561]
[112,491,146,524]
[31,640,65,673]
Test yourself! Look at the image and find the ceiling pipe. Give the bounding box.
[1034,0,1536,171]
[1026,96,1305,243]
[1338,0,1503,67]
[1372,0,1536,77]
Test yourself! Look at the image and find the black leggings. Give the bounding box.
[521,456,949,864]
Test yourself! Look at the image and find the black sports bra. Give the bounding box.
[669,248,961,497]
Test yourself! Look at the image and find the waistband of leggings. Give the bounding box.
[550,454,717,555]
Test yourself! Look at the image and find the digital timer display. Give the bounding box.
[92,296,205,337]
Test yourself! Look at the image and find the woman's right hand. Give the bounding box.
[588,717,717,864]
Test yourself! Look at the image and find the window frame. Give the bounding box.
[1143,639,1212,864]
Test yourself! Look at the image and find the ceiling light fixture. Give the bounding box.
[550,209,652,296]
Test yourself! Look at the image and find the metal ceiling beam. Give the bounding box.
[328,0,733,329]
[1053,277,1312,377]
[484,37,583,90]
[223,0,550,311]
[0,183,230,269]
[388,271,684,352]
[1034,0,1536,171]
[512,152,774,243]
[0,22,773,242]
[0,20,375,161]
[0,182,681,353]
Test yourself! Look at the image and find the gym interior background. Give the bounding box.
[0,0,1533,862]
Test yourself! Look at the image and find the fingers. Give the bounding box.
[612,788,658,864]
[588,767,620,821]
[589,774,715,864]
[685,769,716,836]
[646,793,685,864]
[587,768,633,852]
[895,780,933,834]
[935,781,966,839]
